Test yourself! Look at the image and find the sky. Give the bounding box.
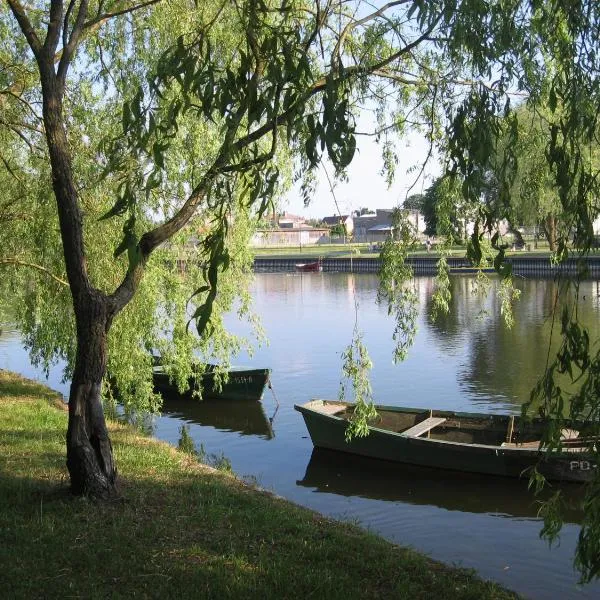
[282,128,442,219]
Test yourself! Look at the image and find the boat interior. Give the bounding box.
[313,401,594,450]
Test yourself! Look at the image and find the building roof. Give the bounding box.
[278,212,306,222]
[368,224,394,231]
[322,215,350,225]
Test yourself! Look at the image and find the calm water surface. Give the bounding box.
[2,273,600,600]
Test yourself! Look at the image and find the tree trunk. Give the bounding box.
[66,292,117,498]
[543,215,557,251]
[9,3,207,498]
[28,49,118,498]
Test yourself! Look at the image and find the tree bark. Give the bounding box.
[543,214,557,251]
[67,292,117,497]
[40,77,119,496]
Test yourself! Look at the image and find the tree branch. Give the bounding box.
[83,0,163,29]
[0,118,41,152]
[365,18,442,73]
[0,258,69,287]
[0,153,24,182]
[57,0,90,86]
[0,88,43,121]
[6,0,43,57]
[62,1,77,56]
[333,1,412,62]
[44,0,63,57]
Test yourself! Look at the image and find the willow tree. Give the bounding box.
[1,0,460,498]
[3,1,600,577]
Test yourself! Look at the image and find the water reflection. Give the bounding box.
[298,448,585,522]
[423,276,600,410]
[160,396,277,440]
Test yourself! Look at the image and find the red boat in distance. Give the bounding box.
[295,259,323,272]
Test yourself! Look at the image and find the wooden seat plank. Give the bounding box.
[501,440,541,449]
[401,417,447,438]
[318,403,346,416]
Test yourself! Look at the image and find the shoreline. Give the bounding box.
[253,253,600,277]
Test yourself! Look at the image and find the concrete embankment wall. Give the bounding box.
[254,255,600,277]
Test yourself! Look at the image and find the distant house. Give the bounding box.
[321,214,354,235]
[353,208,426,242]
[353,209,393,242]
[277,212,306,229]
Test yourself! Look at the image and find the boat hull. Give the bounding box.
[295,261,322,272]
[154,366,270,401]
[295,400,597,483]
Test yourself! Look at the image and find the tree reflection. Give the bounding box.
[423,276,600,410]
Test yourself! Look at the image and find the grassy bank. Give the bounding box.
[0,370,519,599]
[252,244,556,260]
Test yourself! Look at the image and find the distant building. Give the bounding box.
[321,214,354,235]
[353,209,393,242]
[277,212,306,229]
[353,208,426,242]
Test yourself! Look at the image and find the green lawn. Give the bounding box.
[252,243,559,260]
[0,370,519,599]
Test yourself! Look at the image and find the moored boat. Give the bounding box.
[294,400,598,482]
[154,363,271,401]
[295,260,322,272]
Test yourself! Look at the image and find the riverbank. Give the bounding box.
[0,370,518,599]
[253,253,600,276]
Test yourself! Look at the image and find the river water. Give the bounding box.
[2,273,600,599]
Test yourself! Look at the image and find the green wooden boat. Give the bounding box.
[295,400,598,483]
[153,363,271,402]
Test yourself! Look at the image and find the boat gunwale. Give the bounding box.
[154,365,271,375]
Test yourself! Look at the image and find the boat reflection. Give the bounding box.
[160,396,276,440]
[297,448,585,522]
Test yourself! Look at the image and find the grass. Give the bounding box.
[0,369,520,600]
[252,243,562,260]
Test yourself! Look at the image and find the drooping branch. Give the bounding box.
[363,18,442,73]
[0,257,69,287]
[0,88,42,121]
[0,153,24,182]
[106,3,446,315]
